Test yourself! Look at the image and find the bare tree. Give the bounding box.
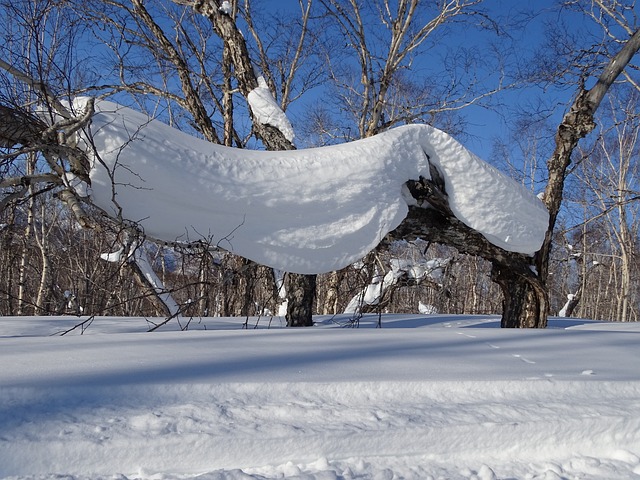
[572,92,640,321]
[318,0,496,140]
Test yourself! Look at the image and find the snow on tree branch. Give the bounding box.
[247,76,295,143]
[218,0,232,15]
[77,98,548,275]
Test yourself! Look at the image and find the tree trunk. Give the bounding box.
[492,265,547,328]
[34,202,52,314]
[199,2,315,327]
[391,177,549,328]
[17,218,33,315]
[240,260,258,317]
[561,291,582,319]
[285,272,316,326]
[17,154,38,315]
[321,270,342,314]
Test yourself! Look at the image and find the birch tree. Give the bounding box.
[573,92,640,321]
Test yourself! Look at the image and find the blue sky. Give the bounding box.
[250,0,576,171]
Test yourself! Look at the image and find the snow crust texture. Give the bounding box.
[1,315,639,480]
[80,99,548,274]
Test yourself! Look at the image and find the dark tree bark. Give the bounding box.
[390,177,548,328]
[491,265,547,328]
[285,272,317,327]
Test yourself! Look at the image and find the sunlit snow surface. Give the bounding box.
[79,99,548,274]
[1,315,639,479]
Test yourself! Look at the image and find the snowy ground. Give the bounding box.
[1,314,639,480]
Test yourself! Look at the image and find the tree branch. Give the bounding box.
[0,59,72,119]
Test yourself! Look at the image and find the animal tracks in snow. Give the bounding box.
[512,354,536,364]
[455,330,537,365]
[451,329,600,379]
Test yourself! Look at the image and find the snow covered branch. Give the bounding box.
[344,255,448,315]
[100,231,182,322]
[77,98,548,275]
[28,95,548,328]
[247,77,295,143]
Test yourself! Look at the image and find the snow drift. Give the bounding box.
[78,99,548,274]
[1,314,640,479]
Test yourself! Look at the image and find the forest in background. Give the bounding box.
[1,0,638,324]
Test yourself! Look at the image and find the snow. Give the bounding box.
[418,301,437,314]
[129,242,181,317]
[391,257,448,282]
[558,293,577,317]
[1,314,639,479]
[273,269,288,316]
[343,267,389,313]
[77,98,548,274]
[343,258,445,314]
[99,243,180,317]
[218,0,232,15]
[247,76,295,143]
[100,248,124,263]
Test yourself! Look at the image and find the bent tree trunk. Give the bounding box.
[394,29,640,327]
[395,27,640,328]
[391,177,549,328]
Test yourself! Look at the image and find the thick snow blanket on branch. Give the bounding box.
[247,76,295,143]
[79,99,548,274]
